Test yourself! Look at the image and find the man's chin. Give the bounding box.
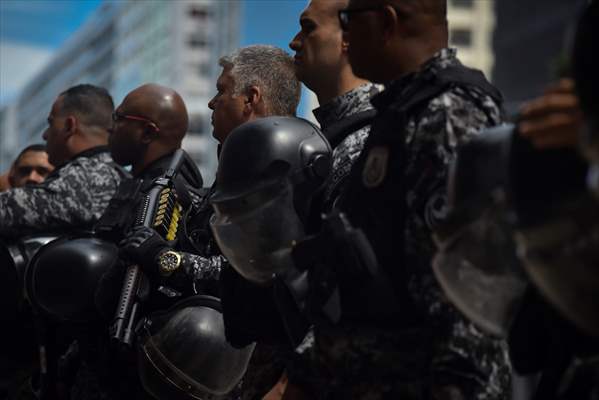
[211,130,224,144]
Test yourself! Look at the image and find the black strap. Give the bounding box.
[337,63,503,319]
[394,65,503,119]
[436,65,503,103]
[324,109,377,148]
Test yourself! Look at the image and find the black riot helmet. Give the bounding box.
[137,295,255,399]
[0,235,57,323]
[25,236,118,322]
[210,116,332,284]
[433,124,529,337]
[437,121,599,338]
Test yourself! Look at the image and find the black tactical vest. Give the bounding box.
[334,64,503,324]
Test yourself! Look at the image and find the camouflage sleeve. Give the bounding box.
[404,88,511,399]
[0,159,117,236]
[180,252,223,282]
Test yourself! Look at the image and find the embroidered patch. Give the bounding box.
[362,146,389,188]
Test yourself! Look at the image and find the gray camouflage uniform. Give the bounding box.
[287,48,511,400]
[0,147,124,236]
[316,82,382,206]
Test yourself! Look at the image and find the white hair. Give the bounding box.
[219,45,300,116]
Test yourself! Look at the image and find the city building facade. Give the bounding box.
[0,0,240,181]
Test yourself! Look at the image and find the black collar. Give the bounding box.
[71,145,110,160]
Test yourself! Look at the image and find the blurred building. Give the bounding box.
[448,0,495,78]
[493,0,584,113]
[0,0,240,181]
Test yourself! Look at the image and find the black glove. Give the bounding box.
[119,226,170,275]
[220,265,288,348]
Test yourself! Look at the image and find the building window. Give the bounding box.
[451,29,472,47]
[188,33,208,48]
[189,6,209,19]
[451,0,474,8]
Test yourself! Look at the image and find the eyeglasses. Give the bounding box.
[338,6,382,30]
[112,111,160,132]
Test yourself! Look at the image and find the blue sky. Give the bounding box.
[0,0,311,114]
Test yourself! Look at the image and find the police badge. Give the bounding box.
[362,146,389,188]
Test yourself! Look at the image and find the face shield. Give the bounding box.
[515,195,599,337]
[210,181,305,285]
[433,208,529,338]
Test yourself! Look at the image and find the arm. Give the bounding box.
[179,252,223,281]
[405,89,510,399]
[518,78,582,149]
[0,160,114,236]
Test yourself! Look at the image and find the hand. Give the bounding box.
[519,78,583,149]
[119,226,170,274]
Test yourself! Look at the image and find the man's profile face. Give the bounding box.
[289,0,347,88]
[42,96,70,167]
[208,67,247,144]
[8,151,54,187]
[345,0,384,82]
[109,97,148,167]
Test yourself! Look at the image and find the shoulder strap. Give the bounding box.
[324,109,377,148]
[436,65,503,103]
[395,65,503,119]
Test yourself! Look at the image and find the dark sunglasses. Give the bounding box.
[112,111,160,132]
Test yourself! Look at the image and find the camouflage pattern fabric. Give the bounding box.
[286,48,512,400]
[313,82,382,207]
[0,147,124,236]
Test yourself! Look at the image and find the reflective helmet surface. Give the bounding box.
[25,236,118,322]
[210,116,332,284]
[435,124,528,337]
[211,116,331,208]
[0,235,57,322]
[515,195,599,337]
[137,295,255,400]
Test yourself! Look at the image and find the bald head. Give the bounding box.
[346,0,448,82]
[110,84,189,175]
[121,84,188,146]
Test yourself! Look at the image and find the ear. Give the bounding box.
[141,125,157,144]
[244,86,262,116]
[63,116,78,139]
[380,4,400,41]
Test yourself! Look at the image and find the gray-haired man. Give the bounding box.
[209,45,300,144]
[120,45,301,400]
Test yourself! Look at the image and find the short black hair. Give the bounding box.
[59,84,114,130]
[14,144,47,165]
[572,0,598,120]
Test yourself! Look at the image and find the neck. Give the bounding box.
[313,64,369,106]
[387,35,447,81]
[70,131,108,159]
[132,146,177,177]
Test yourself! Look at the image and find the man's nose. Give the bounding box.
[289,33,302,51]
[27,170,44,184]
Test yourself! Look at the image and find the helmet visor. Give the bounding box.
[433,210,528,337]
[210,182,304,284]
[516,196,599,337]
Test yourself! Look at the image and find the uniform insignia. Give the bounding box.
[362,146,389,188]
